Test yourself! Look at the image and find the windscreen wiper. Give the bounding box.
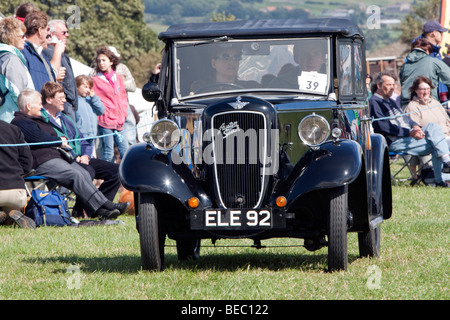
[176,36,229,48]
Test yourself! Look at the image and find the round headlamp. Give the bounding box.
[298,114,330,147]
[146,119,181,151]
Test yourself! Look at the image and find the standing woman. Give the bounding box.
[0,16,35,123]
[92,46,128,162]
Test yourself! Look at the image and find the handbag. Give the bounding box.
[56,146,76,163]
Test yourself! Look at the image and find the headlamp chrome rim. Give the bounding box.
[145,119,181,151]
[297,114,330,147]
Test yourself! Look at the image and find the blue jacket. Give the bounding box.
[21,41,56,92]
[75,94,104,141]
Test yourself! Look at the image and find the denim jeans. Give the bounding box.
[389,123,449,183]
[97,126,129,163]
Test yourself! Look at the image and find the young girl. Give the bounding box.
[92,46,129,162]
[75,75,104,158]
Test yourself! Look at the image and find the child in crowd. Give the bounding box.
[75,75,104,158]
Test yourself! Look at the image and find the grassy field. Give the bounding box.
[0,174,448,301]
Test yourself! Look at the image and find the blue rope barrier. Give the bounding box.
[0,120,154,147]
[371,100,448,122]
[1,101,448,147]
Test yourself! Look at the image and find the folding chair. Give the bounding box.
[24,172,75,211]
[24,174,57,198]
[389,152,432,186]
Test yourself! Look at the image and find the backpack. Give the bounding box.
[25,189,72,227]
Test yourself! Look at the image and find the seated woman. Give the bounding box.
[11,88,123,220]
[404,76,450,146]
[404,76,450,183]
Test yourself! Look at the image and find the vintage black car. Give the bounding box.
[119,18,392,272]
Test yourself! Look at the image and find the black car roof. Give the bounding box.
[159,18,364,41]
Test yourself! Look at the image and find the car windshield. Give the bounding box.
[174,38,331,99]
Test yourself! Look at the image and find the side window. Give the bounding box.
[354,44,364,95]
[339,44,352,96]
[338,40,366,98]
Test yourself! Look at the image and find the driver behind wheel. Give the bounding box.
[190,43,260,94]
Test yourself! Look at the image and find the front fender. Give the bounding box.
[119,143,211,208]
[284,140,363,206]
[369,133,392,221]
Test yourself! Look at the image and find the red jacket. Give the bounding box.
[92,72,128,130]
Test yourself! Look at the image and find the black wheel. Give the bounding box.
[138,193,165,271]
[327,186,349,271]
[176,239,201,260]
[358,226,381,258]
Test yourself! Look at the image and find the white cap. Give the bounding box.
[108,46,120,58]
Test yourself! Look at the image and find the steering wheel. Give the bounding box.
[194,82,244,94]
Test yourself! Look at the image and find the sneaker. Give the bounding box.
[442,161,450,173]
[113,202,130,215]
[8,210,36,229]
[97,208,121,221]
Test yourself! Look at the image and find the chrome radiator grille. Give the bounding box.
[211,111,267,209]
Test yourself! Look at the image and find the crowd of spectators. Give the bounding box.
[0,3,138,227]
[1,4,450,228]
[368,20,450,187]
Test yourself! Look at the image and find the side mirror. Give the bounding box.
[142,81,161,102]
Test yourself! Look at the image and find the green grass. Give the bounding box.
[0,177,448,300]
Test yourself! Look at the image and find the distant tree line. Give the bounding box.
[143,0,309,25]
[0,0,162,86]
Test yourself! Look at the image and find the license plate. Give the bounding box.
[204,209,272,229]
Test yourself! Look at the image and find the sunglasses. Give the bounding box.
[215,53,241,61]
[46,34,52,39]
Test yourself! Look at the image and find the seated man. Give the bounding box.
[39,81,126,217]
[369,70,450,187]
[11,88,124,219]
[0,119,36,228]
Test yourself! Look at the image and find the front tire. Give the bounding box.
[138,193,165,271]
[358,226,381,258]
[327,186,349,271]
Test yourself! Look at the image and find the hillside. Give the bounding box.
[143,0,417,54]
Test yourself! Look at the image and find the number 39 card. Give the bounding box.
[298,71,327,94]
